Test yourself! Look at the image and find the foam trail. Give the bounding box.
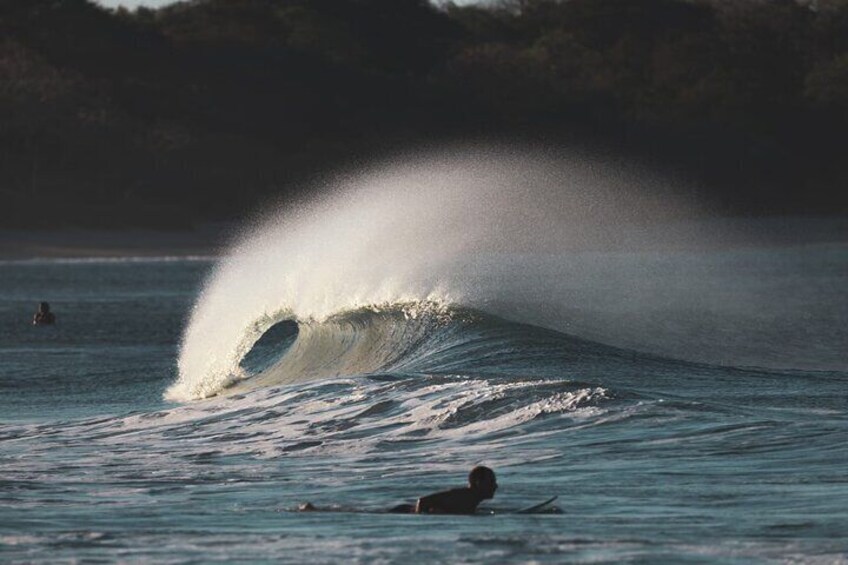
[168,146,702,401]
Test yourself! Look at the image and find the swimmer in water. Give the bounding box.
[33,302,56,326]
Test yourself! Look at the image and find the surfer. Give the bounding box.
[297,466,556,514]
[397,465,498,514]
[32,302,56,326]
[297,466,498,514]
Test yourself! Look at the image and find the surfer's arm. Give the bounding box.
[415,495,439,514]
[415,490,454,514]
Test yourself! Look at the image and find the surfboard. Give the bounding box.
[296,496,561,515]
[515,495,559,514]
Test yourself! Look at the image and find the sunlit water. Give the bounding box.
[2,147,846,563]
[1,244,845,563]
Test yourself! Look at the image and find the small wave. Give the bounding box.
[19,374,612,471]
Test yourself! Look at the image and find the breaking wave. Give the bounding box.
[168,146,712,401]
[168,300,633,400]
[169,145,844,401]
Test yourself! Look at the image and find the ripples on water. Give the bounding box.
[1,253,846,563]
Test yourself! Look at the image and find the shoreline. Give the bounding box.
[1,216,846,260]
[0,224,233,260]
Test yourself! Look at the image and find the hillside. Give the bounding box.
[1,0,847,228]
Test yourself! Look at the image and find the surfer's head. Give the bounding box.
[468,466,497,499]
[38,302,50,313]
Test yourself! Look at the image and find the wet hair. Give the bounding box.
[468,466,495,488]
[39,302,50,312]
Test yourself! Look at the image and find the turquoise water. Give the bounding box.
[1,250,846,563]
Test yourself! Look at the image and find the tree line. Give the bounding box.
[1,0,846,228]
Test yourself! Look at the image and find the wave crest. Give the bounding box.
[167,300,470,401]
[166,298,627,401]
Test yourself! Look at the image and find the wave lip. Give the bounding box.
[167,300,463,401]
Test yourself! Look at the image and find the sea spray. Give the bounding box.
[168,146,705,401]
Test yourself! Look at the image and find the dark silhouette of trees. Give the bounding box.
[1,0,846,228]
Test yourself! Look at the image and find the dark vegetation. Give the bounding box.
[1,0,847,228]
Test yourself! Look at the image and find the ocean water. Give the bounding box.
[2,151,847,563]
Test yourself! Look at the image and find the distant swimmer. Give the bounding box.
[32,302,56,326]
[387,465,498,514]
